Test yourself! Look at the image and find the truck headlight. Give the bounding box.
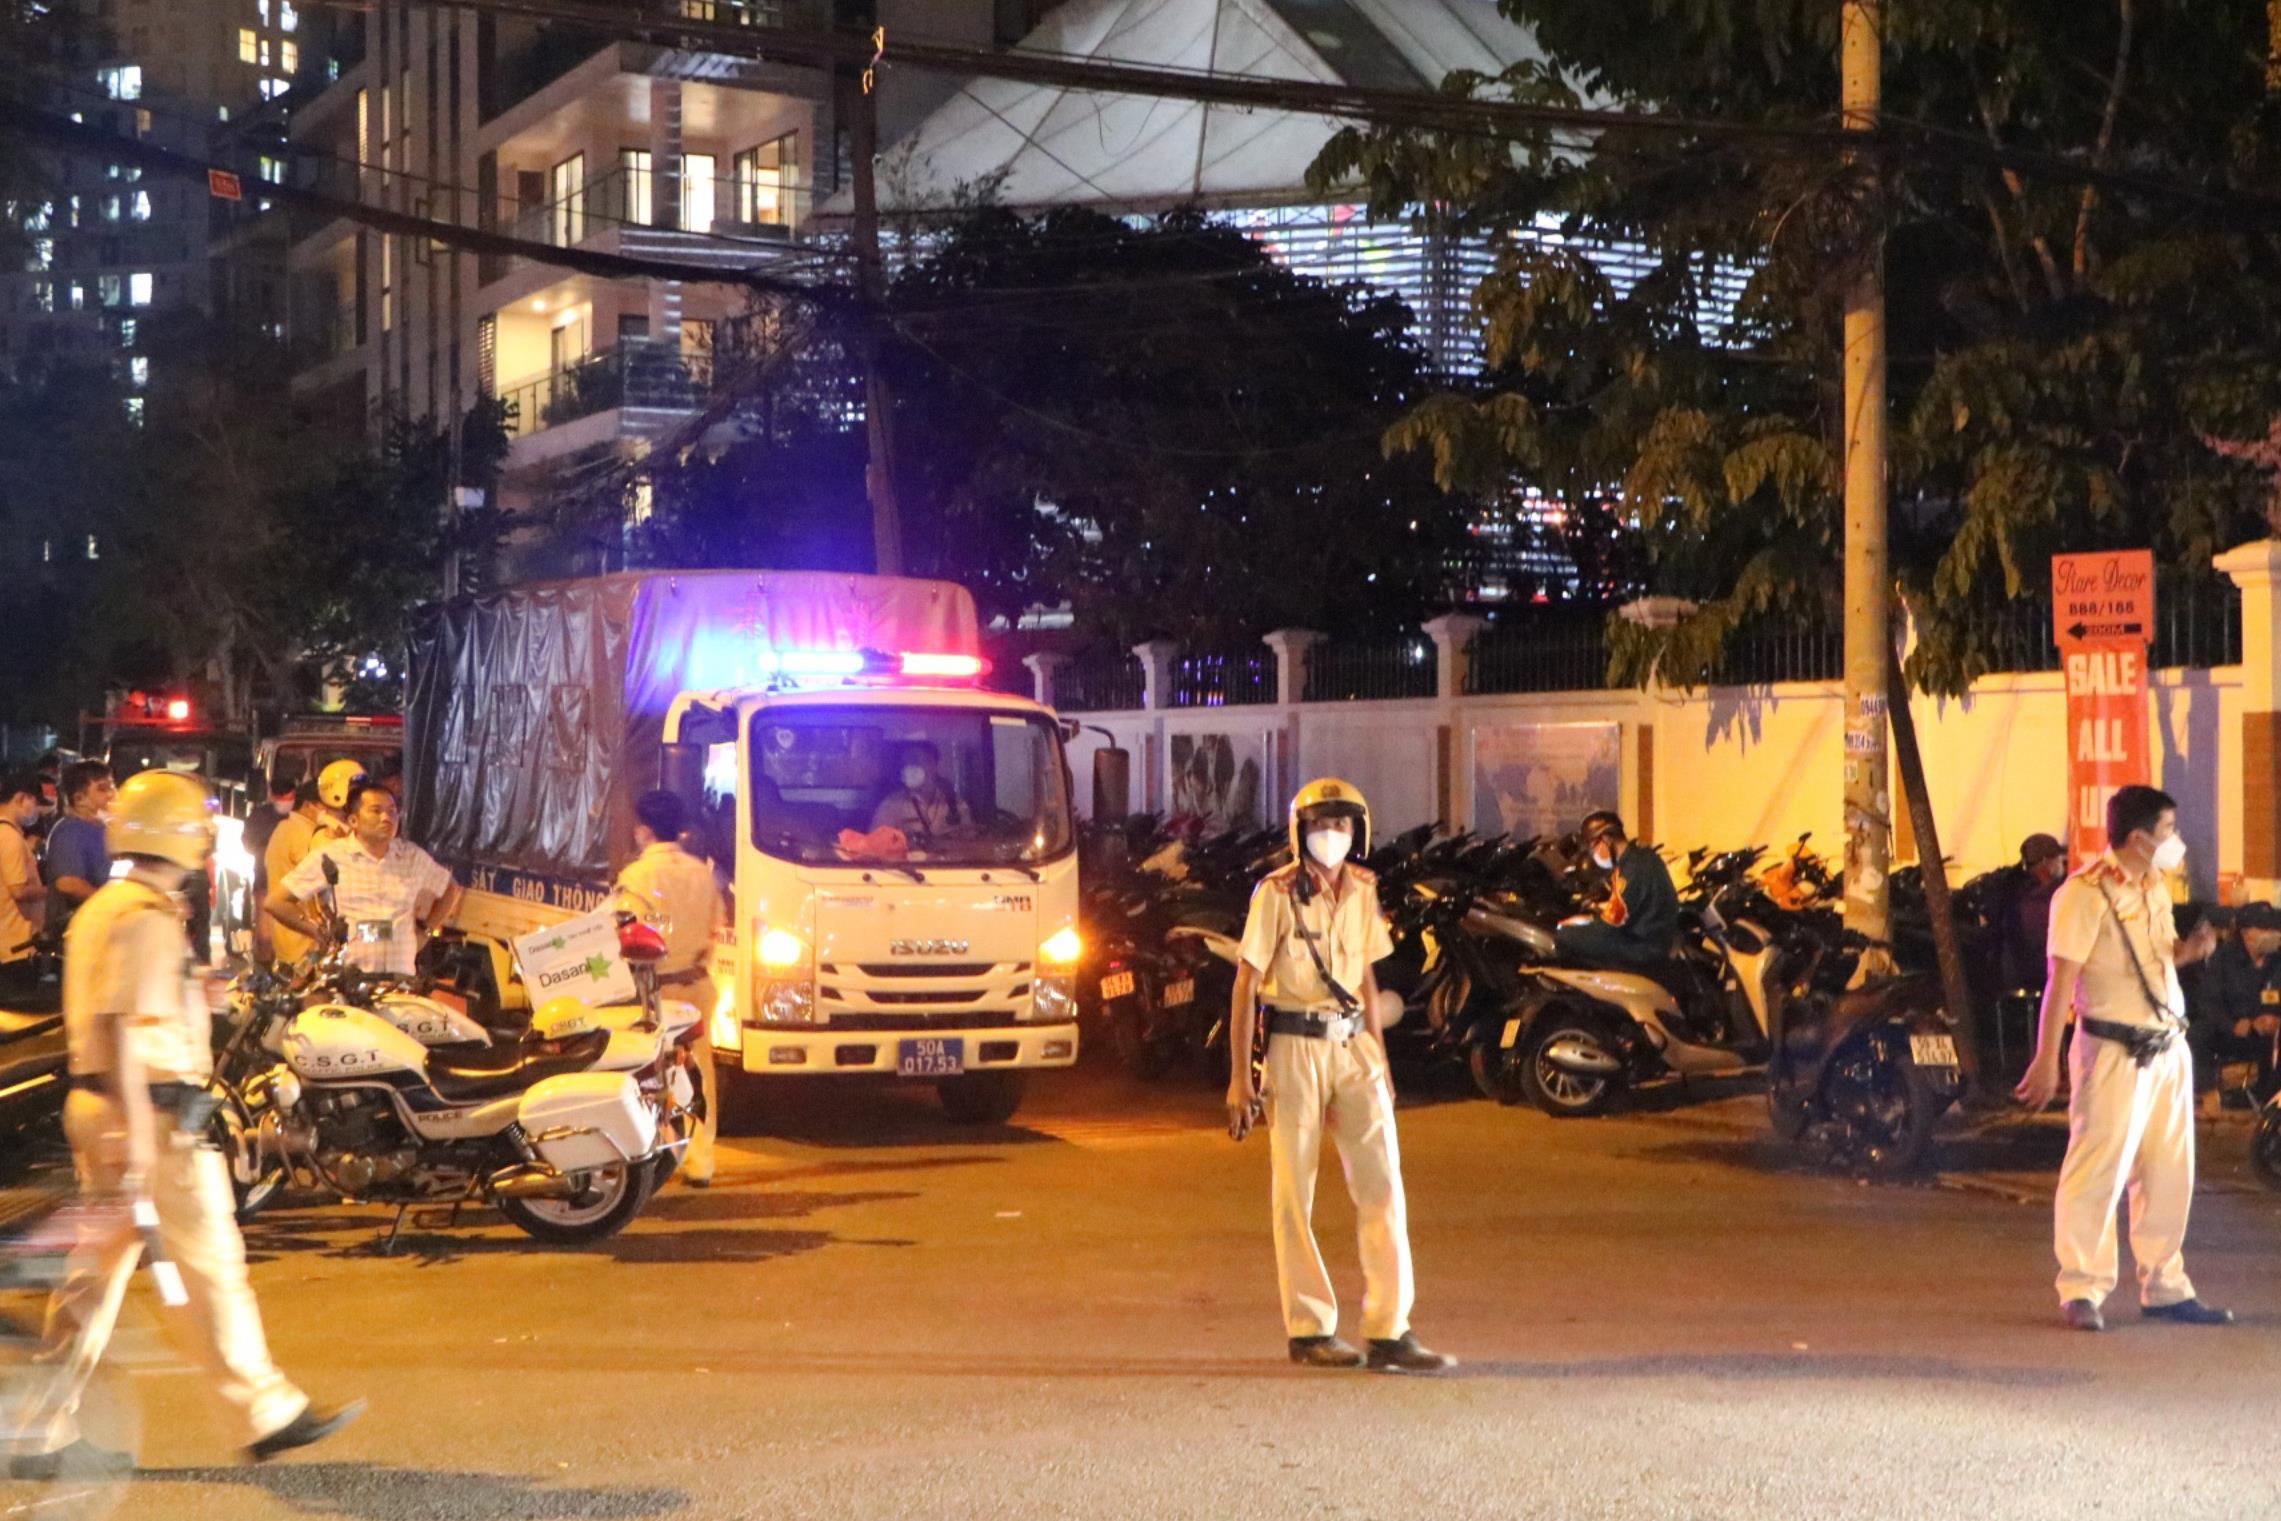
[1040,926,1082,968]
[1029,974,1076,1023]
[756,978,818,1025]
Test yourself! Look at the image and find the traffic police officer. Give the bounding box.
[616,790,725,1187]
[2015,784,2232,1331]
[8,771,362,1477]
[1225,778,1452,1372]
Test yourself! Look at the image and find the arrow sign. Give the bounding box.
[2065,621,2147,642]
[2052,550,2154,652]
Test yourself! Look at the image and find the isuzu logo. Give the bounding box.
[891,939,970,956]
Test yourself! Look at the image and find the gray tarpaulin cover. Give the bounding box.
[405,571,981,883]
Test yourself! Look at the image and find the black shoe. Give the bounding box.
[2142,1298,2235,1326]
[1366,1332,1457,1373]
[1287,1335,1364,1368]
[8,1439,136,1482]
[246,1400,366,1463]
[2061,1299,2105,1332]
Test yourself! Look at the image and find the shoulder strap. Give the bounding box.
[2092,876,2179,1027]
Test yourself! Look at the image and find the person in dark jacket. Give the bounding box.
[2192,901,2281,1102]
[1556,811,1678,969]
[2006,834,2069,994]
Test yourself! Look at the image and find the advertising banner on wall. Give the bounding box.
[1169,731,1266,830]
[2052,550,2155,866]
[1472,722,1622,839]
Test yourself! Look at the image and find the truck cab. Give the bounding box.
[667,680,1081,1124]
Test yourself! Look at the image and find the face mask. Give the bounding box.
[1305,829,1351,870]
[2151,832,2187,873]
[1591,845,1615,871]
[901,765,929,790]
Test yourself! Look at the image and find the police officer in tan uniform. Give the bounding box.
[2016,784,2231,1332]
[1225,778,1453,1372]
[8,772,362,1478]
[616,790,725,1187]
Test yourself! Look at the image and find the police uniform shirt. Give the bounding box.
[2048,852,2184,1030]
[1239,863,1395,1013]
[62,874,210,1082]
[615,841,723,977]
[0,818,38,961]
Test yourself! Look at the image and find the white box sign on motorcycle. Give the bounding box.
[513,906,637,1008]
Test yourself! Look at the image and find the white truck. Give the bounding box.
[404,570,1081,1123]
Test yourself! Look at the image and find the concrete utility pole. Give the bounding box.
[1839,0,1892,942]
[847,39,905,578]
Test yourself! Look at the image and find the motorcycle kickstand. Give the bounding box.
[379,1204,410,1257]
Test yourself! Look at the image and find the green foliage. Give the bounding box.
[635,207,1477,647]
[1310,0,2281,694]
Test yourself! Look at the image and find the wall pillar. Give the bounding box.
[1421,612,1488,828]
[1132,639,1180,814]
[2218,539,2281,898]
[1022,651,1069,710]
[1262,629,1323,804]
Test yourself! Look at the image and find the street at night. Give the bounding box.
[9,1066,2279,1521]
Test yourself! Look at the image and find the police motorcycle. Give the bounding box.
[205,873,674,1246]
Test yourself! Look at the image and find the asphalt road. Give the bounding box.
[4,1062,2279,1521]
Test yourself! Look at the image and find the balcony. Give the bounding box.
[480,164,809,291]
[485,3,823,124]
[499,337,715,440]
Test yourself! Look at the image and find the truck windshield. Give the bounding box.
[749,706,1074,868]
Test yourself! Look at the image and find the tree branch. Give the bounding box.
[2072,0,2135,282]
[1966,60,2066,301]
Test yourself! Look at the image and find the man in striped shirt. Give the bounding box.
[267,783,460,979]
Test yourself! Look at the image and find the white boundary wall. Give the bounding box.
[1061,666,2246,900]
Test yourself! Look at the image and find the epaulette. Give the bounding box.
[1259,863,1301,894]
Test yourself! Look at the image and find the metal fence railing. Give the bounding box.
[1304,639,1437,702]
[1170,650,1277,707]
[1981,576,2240,674]
[498,338,711,438]
[1056,652,1145,713]
[1710,622,1844,686]
[1464,620,1609,694]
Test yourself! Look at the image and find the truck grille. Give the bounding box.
[818,959,1035,1027]
[826,1011,1025,1032]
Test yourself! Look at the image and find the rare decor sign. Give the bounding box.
[2052,550,2155,867]
[513,905,637,1010]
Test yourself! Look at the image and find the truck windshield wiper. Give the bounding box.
[998,863,1043,882]
[860,863,926,883]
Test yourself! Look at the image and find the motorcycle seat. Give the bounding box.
[425,1028,611,1101]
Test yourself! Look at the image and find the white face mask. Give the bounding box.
[2151,832,2187,873]
[1591,844,1615,871]
[1305,829,1352,870]
[901,765,930,790]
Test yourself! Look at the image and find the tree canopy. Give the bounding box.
[1311,0,2281,693]
[633,206,1477,648]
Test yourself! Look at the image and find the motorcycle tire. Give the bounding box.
[1518,1016,1618,1118]
[2250,1105,2281,1192]
[938,1071,1028,1125]
[1111,1007,1172,1081]
[1467,1041,1525,1106]
[1818,1031,1940,1180]
[499,1160,655,1245]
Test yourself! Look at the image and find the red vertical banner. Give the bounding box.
[2054,551,2155,866]
[2062,642,2151,865]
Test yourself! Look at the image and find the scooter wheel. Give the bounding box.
[1519,1017,1618,1118]
[1467,1042,1525,1106]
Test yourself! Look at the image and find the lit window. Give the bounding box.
[24,238,50,271]
[257,0,269,20]
[85,535,99,559]
[40,541,50,564]
[280,40,297,72]
[21,201,50,231]
[620,148,652,224]
[218,105,230,122]
[118,318,135,346]
[261,76,288,99]
[66,196,79,227]
[257,37,270,67]
[123,399,142,426]
[130,190,150,221]
[129,356,148,386]
[134,108,150,135]
[103,195,122,222]
[68,284,84,311]
[280,0,297,28]
[238,27,256,62]
[29,281,50,313]
[98,65,141,100]
[257,156,283,184]
[680,153,716,232]
[128,272,151,306]
[98,274,120,305]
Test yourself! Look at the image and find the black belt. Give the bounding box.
[2080,1016,2181,1067]
[69,1075,215,1126]
[1266,1008,1362,1041]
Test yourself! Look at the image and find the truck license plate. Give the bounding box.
[898,1038,964,1077]
[1099,971,1136,1001]
[1162,979,1195,1007]
[1909,1033,1959,1068]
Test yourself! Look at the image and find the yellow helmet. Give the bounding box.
[317,758,367,812]
[533,994,600,1037]
[107,770,215,869]
[1288,776,1371,862]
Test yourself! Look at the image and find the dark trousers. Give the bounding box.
[1556,919,1671,970]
